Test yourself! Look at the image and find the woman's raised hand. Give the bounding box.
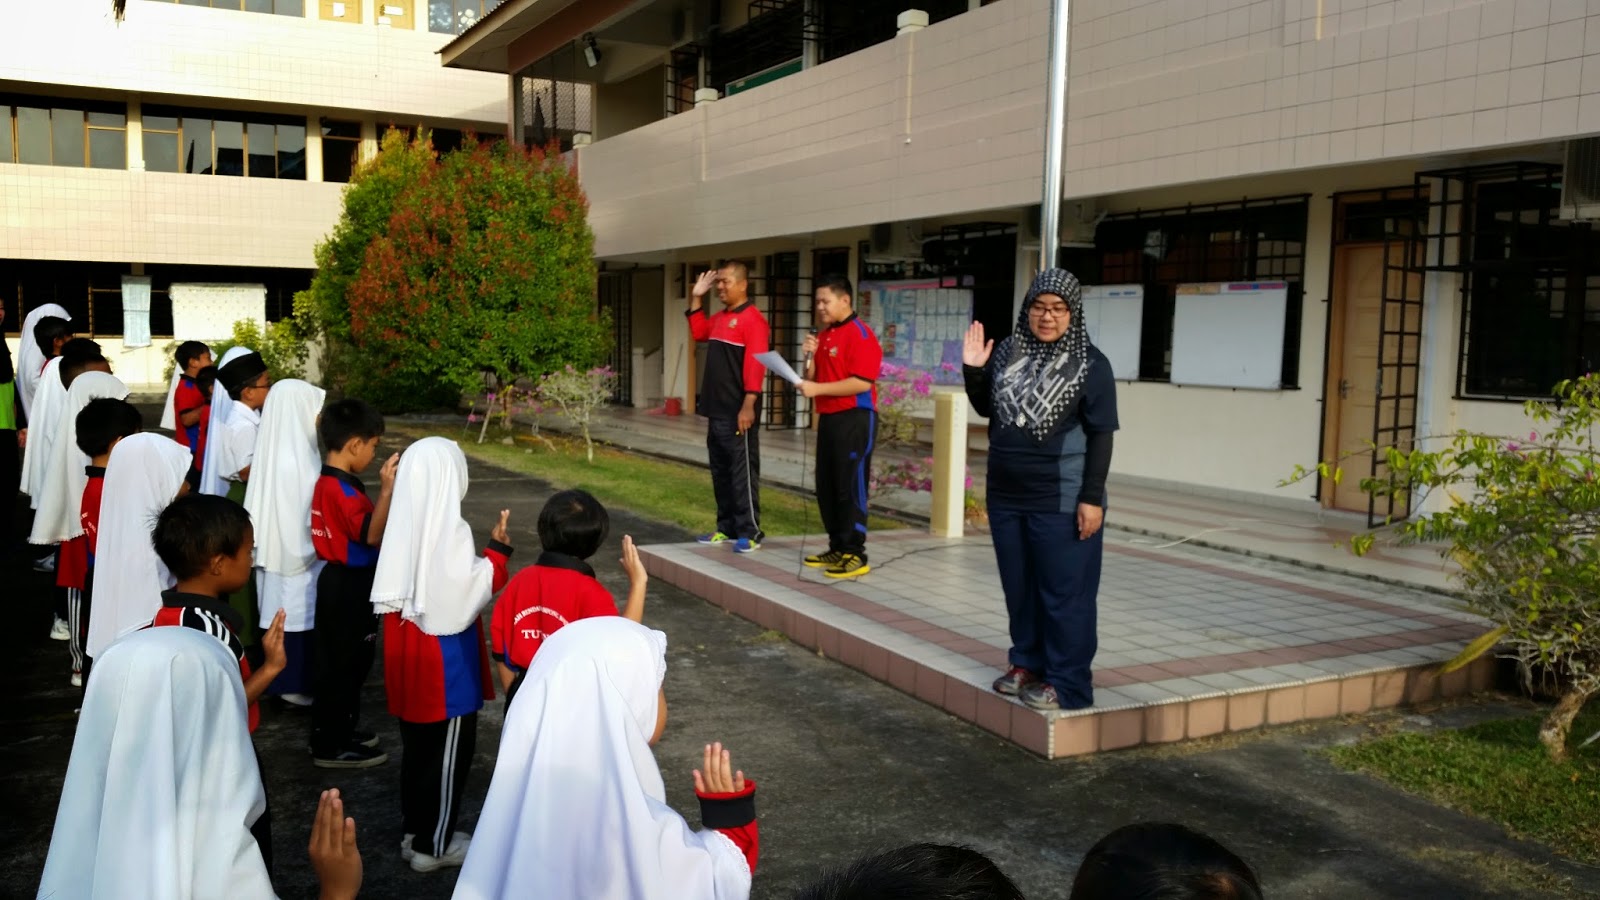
[962,321,994,368]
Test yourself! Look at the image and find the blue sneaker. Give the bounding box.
[734,537,761,554]
[697,531,731,545]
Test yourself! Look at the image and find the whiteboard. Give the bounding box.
[1169,282,1288,390]
[1080,284,1143,381]
[169,283,267,342]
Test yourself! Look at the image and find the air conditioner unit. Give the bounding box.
[867,222,923,261]
[1561,138,1600,221]
[1022,200,1105,247]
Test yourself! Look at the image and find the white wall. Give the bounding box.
[1,0,505,126]
[574,0,1600,259]
[0,166,345,268]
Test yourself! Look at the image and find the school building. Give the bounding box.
[0,0,507,388]
[443,0,1600,522]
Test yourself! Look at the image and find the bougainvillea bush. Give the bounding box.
[298,130,607,411]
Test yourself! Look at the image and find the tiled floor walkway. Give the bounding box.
[573,408,1458,592]
[640,530,1489,758]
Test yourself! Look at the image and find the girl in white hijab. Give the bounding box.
[371,436,513,872]
[16,302,69,419]
[242,378,326,703]
[86,433,193,662]
[39,626,366,900]
[21,356,67,509]
[453,617,760,900]
[200,346,258,497]
[29,371,128,682]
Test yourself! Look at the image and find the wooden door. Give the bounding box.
[1328,245,1384,512]
[1325,243,1420,512]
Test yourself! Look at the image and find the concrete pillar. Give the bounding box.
[897,10,929,35]
[126,98,144,172]
[694,88,719,107]
[930,391,968,537]
[304,114,324,182]
[359,119,378,162]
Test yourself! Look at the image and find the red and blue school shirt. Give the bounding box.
[813,314,883,415]
[171,375,210,460]
[55,466,105,592]
[311,465,377,568]
[686,301,770,420]
[489,552,618,676]
[383,542,512,724]
[147,591,259,732]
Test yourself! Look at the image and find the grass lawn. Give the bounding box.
[395,425,902,538]
[1328,707,1600,862]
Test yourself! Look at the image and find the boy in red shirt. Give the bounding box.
[798,275,884,579]
[170,340,213,461]
[491,489,648,698]
[309,399,398,769]
[148,493,288,872]
[63,398,142,694]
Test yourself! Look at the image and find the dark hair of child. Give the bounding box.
[195,365,218,402]
[76,398,144,457]
[174,340,210,372]
[59,338,108,387]
[817,274,854,299]
[153,494,253,582]
[795,843,1025,900]
[1068,823,1262,900]
[318,398,385,454]
[33,316,73,358]
[536,489,609,560]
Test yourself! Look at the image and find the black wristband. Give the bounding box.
[487,539,514,558]
[699,792,757,829]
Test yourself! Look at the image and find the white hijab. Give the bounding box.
[372,437,496,636]
[200,346,256,497]
[243,379,325,577]
[21,356,68,507]
[159,369,183,432]
[87,434,193,660]
[17,302,69,418]
[29,372,129,545]
[453,618,752,900]
[39,627,275,900]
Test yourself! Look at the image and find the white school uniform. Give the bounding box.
[16,302,69,420]
[29,372,129,546]
[21,357,68,508]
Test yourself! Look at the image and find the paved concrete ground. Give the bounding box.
[2,434,1596,898]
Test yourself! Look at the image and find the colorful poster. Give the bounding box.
[858,279,974,385]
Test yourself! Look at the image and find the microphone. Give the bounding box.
[803,331,818,371]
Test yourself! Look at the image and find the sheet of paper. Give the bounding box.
[755,351,803,386]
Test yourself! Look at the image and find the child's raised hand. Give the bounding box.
[692,742,747,796]
[490,509,511,545]
[309,788,362,900]
[378,453,400,494]
[620,535,648,586]
[262,609,287,674]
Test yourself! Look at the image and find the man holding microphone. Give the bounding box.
[798,276,883,579]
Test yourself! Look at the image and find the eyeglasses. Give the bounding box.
[1029,304,1071,319]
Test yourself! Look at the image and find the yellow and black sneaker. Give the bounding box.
[824,553,871,579]
[803,550,844,569]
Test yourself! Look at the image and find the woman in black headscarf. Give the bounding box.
[963,268,1118,711]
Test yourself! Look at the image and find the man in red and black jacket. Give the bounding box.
[687,262,770,553]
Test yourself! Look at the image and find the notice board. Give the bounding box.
[1080,284,1143,381]
[859,278,974,385]
[1169,281,1288,390]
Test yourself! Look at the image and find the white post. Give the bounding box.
[1039,0,1071,271]
[897,10,929,35]
[930,392,968,538]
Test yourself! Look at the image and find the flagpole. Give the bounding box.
[1039,0,1071,272]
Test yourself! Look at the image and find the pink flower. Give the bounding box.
[467,414,481,423]
[1530,431,1539,442]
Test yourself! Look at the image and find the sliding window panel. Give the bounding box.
[183,118,213,174]
[0,107,12,163]
[213,120,244,176]
[88,128,125,169]
[276,123,306,179]
[144,130,179,172]
[51,109,85,167]
[247,122,277,177]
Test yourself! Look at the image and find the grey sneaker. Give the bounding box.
[410,832,471,873]
[992,666,1039,696]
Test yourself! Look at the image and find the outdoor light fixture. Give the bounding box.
[583,34,602,68]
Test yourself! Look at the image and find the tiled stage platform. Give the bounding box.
[639,531,1492,759]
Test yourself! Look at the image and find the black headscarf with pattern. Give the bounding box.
[991,268,1092,443]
